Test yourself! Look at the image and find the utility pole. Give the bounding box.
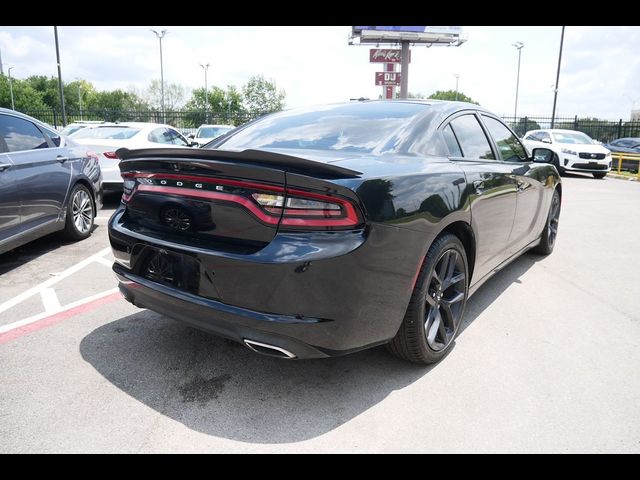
[551,26,565,128]
[54,26,67,126]
[76,77,83,121]
[513,42,524,119]
[0,47,4,75]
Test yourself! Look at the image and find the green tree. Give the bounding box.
[184,85,244,127]
[242,74,285,113]
[428,89,479,104]
[84,89,150,121]
[144,79,187,111]
[23,75,60,108]
[0,76,49,111]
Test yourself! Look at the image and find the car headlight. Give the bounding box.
[605,152,611,157]
[561,148,577,156]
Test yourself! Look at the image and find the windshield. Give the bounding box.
[196,126,233,138]
[73,126,141,140]
[552,132,593,144]
[61,125,86,136]
[213,102,429,153]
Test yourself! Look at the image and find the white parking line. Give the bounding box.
[40,288,62,312]
[94,256,114,268]
[0,288,119,335]
[0,246,112,316]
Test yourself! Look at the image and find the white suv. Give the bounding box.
[522,129,612,179]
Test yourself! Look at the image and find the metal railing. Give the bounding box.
[611,152,640,178]
[501,115,640,143]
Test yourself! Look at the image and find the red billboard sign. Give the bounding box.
[375,71,401,86]
[369,49,410,63]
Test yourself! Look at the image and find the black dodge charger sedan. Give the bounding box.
[108,101,561,364]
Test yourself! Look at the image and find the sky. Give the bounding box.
[0,26,638,120]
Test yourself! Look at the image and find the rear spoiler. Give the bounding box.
[116,147,362,179]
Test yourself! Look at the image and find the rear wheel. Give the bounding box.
[593,172,607,179]
[532,189,561,255]
[387,234,468,365]
[63,184,95,241]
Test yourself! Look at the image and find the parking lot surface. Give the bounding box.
[1,176,639,453]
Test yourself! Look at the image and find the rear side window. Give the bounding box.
[41,125,62,147]
[481,116,528,161]
[148,128,171,144]
[165,128,189,146]
[442,124,462,156]
[448,115,495,160]
[525,132,540,141]
[0,114,49,152]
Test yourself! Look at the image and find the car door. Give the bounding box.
[480,114,546,255]
[442,112,518,283]
[0,114,72,230]
[0,138,20,242]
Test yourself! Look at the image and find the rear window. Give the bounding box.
[213,102,429,154]
[197,127,233,138]
[73,126,140,140]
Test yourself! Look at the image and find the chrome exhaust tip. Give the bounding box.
[243,339,296,359]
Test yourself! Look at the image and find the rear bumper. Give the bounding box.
[108,208,430,358]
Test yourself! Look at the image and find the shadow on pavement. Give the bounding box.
[80,252,542,443]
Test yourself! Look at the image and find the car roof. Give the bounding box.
[198,124,235,128]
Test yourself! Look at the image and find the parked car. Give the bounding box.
[188,124,235,146]
[60,120,107,137]
[0,108,102,255]
[603,137,640,173]
[522,128,612,178]
[71,122,195,191]
[108,100,561,365]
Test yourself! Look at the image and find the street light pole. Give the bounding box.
[54,26,67,126]
[199,63,210,123]
[513,42,524,120]
[551,26,565,129]
[75,77,83,121]
[150,29,168,122]
[8,67,15,110]
[453,74,460,101]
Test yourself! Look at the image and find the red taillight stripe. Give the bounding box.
[103,151,118,159]
[124,173,362,228]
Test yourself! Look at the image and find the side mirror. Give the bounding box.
[532,148,554,163]
[187,133,195,139]
[541,138,552,144]
[189,141,200,148]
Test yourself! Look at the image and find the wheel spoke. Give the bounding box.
[436,251,450,281]
[440,302,455,331]
[426,292,437,307]
[442,290,464,305]
[425,308,441,347]
[443,271,465,290]
[444,250,457,286]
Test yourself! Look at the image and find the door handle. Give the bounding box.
[56,155,69,163]
[473,180,485,194]
[0,163,11,172]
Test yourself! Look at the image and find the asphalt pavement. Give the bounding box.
[0,175,639,453]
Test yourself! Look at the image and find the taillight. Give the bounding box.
[121,173,363,230]
[252,190,360,228]
[103,151,118,159]
[87,151,99,161]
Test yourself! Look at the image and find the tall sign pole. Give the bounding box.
[399,40,410,99]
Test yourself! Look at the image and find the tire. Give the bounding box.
[387,233,469,365]
[63,183,95,241]
[592,172,607,179]
[532,189,561,255]
[552,153,565,175]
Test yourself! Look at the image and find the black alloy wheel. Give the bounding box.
[388,233,469,364]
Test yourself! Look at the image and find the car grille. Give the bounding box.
[573,163,608,170]
[579,152,606,159]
